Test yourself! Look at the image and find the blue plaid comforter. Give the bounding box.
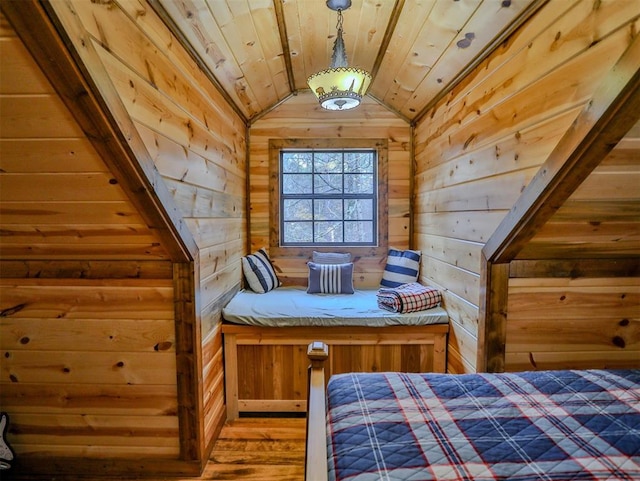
[326,370,640,480]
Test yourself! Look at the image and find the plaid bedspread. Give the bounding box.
[377,283,441,313]
[327,369,640,480]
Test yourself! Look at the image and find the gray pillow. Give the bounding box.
[312,251,352,264]
[307,262,354,294]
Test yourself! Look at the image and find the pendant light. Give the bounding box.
[307,0,372,110]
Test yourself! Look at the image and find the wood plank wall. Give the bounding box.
[0,266,179,461]
[506,128,640,371]
[0,11,182,468]
[249,93,411,287]
[46,0,249,454]
[413,0,639,373]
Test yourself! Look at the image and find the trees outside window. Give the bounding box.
[280,150,377,246]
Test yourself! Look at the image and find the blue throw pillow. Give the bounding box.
[380,248,421,288]
[242,248,280,293]
[307,262,354,294]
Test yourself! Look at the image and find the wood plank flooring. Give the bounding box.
[197,417,306,480]
[8,417,306,481]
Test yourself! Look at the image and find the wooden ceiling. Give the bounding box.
[151,0,543,123]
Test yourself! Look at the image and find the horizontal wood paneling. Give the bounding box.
[0,10,169,262]
[49,0,250,467]
[250,92,410,287]
[505,277,640,370]
[2,0,248,473]
[413,0,639,372]
[519,134,640,259]
[1,383,178,415]
[0,273,180,460]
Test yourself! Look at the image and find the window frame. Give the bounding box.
[280,149,378,247]
[269,138,389,259]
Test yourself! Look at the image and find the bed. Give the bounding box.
[221,287,449,419]
[305,342,640,481]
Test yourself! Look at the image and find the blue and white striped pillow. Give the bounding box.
[380,248,421,288]
[307,262,354,294]
[242,248,280,293]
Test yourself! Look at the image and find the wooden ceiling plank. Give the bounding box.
[368,0,433,102]
[213,0,280,111]
[72,1,243,146]
[149,0,252,121]
[368,0,405,81]
[350,0,395,73]
[382,0,480,112]
[413,0,549,124]
[281,0,306,91]
[246,1,290,102]
[482,33,640,264]
[116,2,245,129]
[272,0,295,94]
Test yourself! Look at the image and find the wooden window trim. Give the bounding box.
[269,138,389,258]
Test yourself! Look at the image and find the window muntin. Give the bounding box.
[280,150,377,246]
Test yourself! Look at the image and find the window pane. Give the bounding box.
[345,221,373,243]
[314,199,342,220]
[314,174,342,194]
[344,152,373,172]
[345,199,373,220]
[314,221,343,243]
[282,174,312,194]
[315,152,342,173]
[284,221,312,243]
[283,199,312,221]
[279,147,377,247]
[282,152,312,173]
[344,174,373,194]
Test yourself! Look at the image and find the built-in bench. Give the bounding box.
[221,287,449,420]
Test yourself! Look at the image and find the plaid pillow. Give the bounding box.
[307,262,354,294]
[380,248,421,288]
[242,248,280,293]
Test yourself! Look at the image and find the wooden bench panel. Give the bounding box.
[222,324,449,420]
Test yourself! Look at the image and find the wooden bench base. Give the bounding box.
[221,324,449,420]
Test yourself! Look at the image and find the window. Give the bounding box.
[269,139,388,257]
[280,149,377,246]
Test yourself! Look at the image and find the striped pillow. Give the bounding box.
[380,248,421,288]
[307,262,354,294]
[242,248,280,293]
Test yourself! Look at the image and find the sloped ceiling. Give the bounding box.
[151,0,543,123]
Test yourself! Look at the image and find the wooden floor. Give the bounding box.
[10,417,306,481]
[194,417,306,481]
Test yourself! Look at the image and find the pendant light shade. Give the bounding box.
[307,0,372,110]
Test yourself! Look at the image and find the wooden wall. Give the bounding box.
[0,10,182,472]
[506,127,640,370]
[47,0,248,458]
[249,92,411,286]
[1,0,248,475]
[413,0,639,373]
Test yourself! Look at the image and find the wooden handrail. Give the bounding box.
[305,341,329,481]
